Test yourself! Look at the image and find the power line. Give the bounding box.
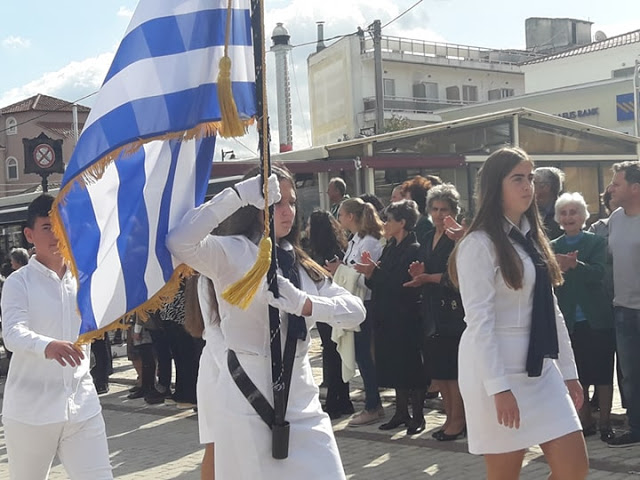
[382,0,425,29]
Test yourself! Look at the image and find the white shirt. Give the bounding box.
[1,257,101,425]
[342,233,384,301]
[456,217,577,396]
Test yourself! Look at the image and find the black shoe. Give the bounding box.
[407,417,426,435]
[600,428,615,442]
[127,388,148,399]
[607,431,640,448]
[379,415,411,431]
[129,385,142,394]
[434,427,466,441]
[95,384,109,395]
[431,429,444,439]
[144,389,167,405]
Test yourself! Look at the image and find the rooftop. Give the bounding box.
[0,94,90,115]
[522,29,640,65]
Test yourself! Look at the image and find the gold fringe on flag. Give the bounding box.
[217,0,246,138]
[73,264,195,346]
[222,0,273,309]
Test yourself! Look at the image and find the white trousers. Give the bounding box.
[3,413,113,480]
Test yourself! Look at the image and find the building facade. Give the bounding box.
[0,94,90,197]
[307,33,537,146]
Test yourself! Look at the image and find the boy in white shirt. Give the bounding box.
[1,194,113,479]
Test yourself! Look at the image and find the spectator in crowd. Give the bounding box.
[9,248,29,271]
[390,184,405,203]
[400,176,434,245]
[551,192,615,442]
[606,160,640,447]
[449,148,587,479]
[90,333,113,395]
[159,281,203,409]
[534,166,565,240]
[166,167,365,479]
[127,315,160,402]
[328,177,349,218]
[326,197,385,426]
[357,200,428,434]
[588,189,625,411]
[359,193,385,213]
[1,194,113,479]
[405,184,467,441]
[306,210,354,419]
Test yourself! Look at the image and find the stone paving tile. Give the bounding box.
[1,330,640,479]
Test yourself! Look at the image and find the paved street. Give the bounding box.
[1,331,640,479]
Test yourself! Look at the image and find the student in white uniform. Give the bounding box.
[166,167,366,479]
[1,194,113,480]
[448,148,589,480]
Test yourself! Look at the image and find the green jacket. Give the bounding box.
[551,232,613,332]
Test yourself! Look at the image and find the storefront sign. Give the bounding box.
[556,107,599,120]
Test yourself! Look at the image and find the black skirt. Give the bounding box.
[424,333,462,381]
[570,322,615,386]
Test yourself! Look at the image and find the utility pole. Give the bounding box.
[372,20,384,134]
[634,58,640,138]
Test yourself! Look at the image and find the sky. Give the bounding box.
[1,0,639,159]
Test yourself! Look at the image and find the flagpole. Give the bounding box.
[251,0,289,460]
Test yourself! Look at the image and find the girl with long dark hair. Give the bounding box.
[448,148,588,479]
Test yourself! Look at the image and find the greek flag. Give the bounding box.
[52,0,256,341]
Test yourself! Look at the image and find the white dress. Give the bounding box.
[456,218,581,455]
[167,188,366,479]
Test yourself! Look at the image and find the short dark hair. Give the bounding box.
[384,199,419,231]
[359,193,384,212]
[26,194,54,229]
[612,161,640,185]
[10,248,29,267]
[329,177,347,196]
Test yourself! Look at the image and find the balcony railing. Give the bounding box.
[361,35,540,66]
[363,96,476,114]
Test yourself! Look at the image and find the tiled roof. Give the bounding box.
[37,121,85,138]
[0,94,90,114]
[522,29,640,65]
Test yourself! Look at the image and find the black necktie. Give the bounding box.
[276,246,307,341]
[508,228,559,377]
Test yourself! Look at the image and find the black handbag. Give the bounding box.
[435,288,466,337]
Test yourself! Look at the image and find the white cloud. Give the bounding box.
[2,35,31,49]
[0,52,114,108]
[117,6,134,18]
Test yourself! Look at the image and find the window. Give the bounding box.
[446,86,460,102]
[6,157,18,180]
[613,67,635,78]
[5,117,17,135]
[462,85,478,102]
[413,82,438,100]
[488,88,515,101]
[383,78,396,97]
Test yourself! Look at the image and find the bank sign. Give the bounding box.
[556,107,599,120]
[616,93,636,121]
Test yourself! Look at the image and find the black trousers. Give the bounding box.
[164,321,203,404]
[90,334,113,387]
[150,327,173,391]
[317,322,351,412]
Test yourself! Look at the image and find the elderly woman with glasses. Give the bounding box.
[551,192,615,442]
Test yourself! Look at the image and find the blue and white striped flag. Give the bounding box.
[52,0,256,342]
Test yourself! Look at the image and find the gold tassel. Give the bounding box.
[217,0,246,138]
[217,56,245,138]
[222,236,272,309]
